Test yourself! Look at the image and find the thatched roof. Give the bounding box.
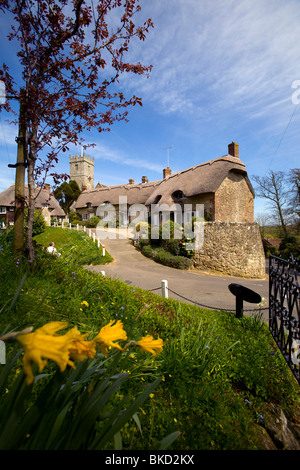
[0,184,66,217]
[74,154,254,210]
[145,155,254,206]
[74,179,161,209]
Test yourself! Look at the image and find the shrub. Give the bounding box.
[135,222,149,238]
[87,216,100,228]
[162,238,181,256]
[160,220,182,240]
[25,209,46,237]
[69,211,81,223]
[141,244,154,258]
[279,236,300,259]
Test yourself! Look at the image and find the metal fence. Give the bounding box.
[269,254,300,384]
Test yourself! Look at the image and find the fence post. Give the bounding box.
[93,233,95,242]
[161,280,168,298]
[102,245,106,257]
[97,238,100,248]
[77,224,79,231]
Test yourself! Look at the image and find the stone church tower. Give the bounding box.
[69,151,94,191]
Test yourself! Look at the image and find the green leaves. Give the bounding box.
[0,348,162,450]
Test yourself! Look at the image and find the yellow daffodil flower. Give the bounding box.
[81,301,89,307]
[94,320,127,357]
[37,321,69,336]
[17,323,74,385]
[65,326,96,362]
[135,335,163,356]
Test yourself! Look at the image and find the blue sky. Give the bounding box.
[1,0,300,218]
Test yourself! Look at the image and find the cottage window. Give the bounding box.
[172,190,185,199]
[82,213,88,220]
[0,207,6,214]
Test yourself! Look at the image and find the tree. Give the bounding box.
[0,0,153,264]
[252,171,289,238]
[54,180,81,214]
[289,169,300,230]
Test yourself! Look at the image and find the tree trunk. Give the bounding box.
[26,127,38,266]
[13,91,27,259]
[272,172,288,238]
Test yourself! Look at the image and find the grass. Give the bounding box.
[35,226,114,265]
[0,227,299,450]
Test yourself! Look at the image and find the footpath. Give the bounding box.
[85,228,269,318]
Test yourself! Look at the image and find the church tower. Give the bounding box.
[69,151,94,191]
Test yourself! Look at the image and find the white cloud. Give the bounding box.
[88,141,163,174]
[122,0,300,123]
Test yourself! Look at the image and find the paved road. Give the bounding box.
[85,228,269,318]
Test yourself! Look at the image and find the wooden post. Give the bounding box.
[13,90,27,258]
[161,280,168,298]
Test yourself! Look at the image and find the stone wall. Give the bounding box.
[214,173,254,223]
[193,222,266,279]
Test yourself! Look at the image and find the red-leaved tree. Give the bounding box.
[0,0,153,263]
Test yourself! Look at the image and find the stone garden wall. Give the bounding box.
[193,222,266,279]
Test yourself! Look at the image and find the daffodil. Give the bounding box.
[65,326,96,361]
[17,322,74,385]
[94,320,127,356]
[81,301,89,307]
[135,335,163,356]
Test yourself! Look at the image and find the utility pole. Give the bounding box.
[9,89,27,258]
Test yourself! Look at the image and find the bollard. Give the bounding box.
[77,224,79,231]
[100,271,105,276]
[102,245,106,257]
[88,229,91,237]
[228,283,261,318]
[69,223,71,229]
[97,239,100,248]
[161,280,168,298]
[84,226,86,232]
[93,233,95,242]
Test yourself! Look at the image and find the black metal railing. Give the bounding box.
[269,254,300,384]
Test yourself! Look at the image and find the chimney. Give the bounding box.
[163,167,172,179]
[142,176,148,184]
[228,142,239,158]
[129,179,135,185]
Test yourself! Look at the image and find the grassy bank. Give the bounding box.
[0,228,299,450]
[35,226,114,265]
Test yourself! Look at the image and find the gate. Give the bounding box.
[269,254,300,383]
